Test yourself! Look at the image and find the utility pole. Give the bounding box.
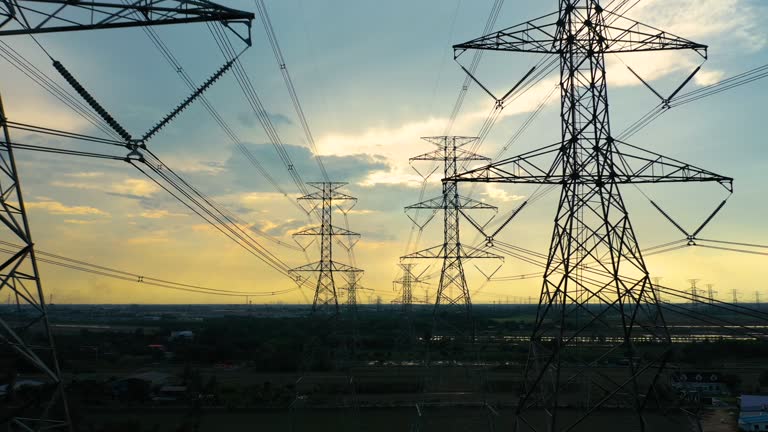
[0,3,254,430]
[732,289,739,304]
[290,183,362,316]
[401,136,502,336]
[448,1,730,429]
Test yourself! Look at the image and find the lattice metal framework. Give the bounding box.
[0,3,253,430]
[0,0,253,42]
[291,182,362,315]
[393,263,428,315]
[450,1,732,430]
[402,136,501,326]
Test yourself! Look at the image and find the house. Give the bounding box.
[738,395,768,431]
[742,395,768,413]
[670,372,729,399]
[739,414,768,431]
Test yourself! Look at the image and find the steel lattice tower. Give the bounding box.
[344,272,362,315]
[395,263,415,314]
[0,2,253,430]
[0,94,70,431]
[450,1,732,429]
[402,136,501,332]
[291,182,362,315]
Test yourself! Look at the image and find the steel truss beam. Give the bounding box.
[290,182,362,316]
[0,0,254,43]
[450,1,729,430]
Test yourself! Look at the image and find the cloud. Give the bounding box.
[65,172,104,179]
[53,178,160,199]
[26,200,109,216]
[336,209,378,215]
[628,0,766,51]
[63,219,99,225]
[110,179,160,197]
[481,184,526,203]
[137,210,187,219]
[225,142,390,191]
[604,0,765,87]
[258,218,306,236]
[311,0,763,190]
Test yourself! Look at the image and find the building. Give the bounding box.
[739,395,768,431]
[739,414,768,431]
[670,371,729,400]
[743,395,768,413]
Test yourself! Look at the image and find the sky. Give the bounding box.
[1,0,767,304]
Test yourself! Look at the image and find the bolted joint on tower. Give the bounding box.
[290,182,362,316]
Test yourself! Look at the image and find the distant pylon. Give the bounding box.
[394,263,429,315]
[652,277,664,303]
[394,263,416,314]
[732,288,739,303]
[689,279,701,308]
[290,183,362,315]
[707,284,718,305]
[401,136,502,332]
[345,272,362,314]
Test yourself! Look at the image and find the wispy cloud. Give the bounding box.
[481,184,525,203]
[65,172,105,179]
[136,210,187,219]
[52,178,159,198]
[26,199,109,216]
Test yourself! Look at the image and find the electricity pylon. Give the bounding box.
[689,278,701,308]
[0,2,253,430]
[401,136,502,336]
[393,263,419,314]
[290,182,362,316]
[707,284,718,305]
[344,272,362,315]
[449,1,732,429]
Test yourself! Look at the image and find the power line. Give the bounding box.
[0,242,301,298]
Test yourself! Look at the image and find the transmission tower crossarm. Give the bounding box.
[453,12,561,55]
[0,0,254,43]
[453,7,707,57]
[402,244,501,261]
[405,194,497,210]
[289,260,362,273]
[448,138,733,189]
[410,146,490,163]
[293,225,360,237]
